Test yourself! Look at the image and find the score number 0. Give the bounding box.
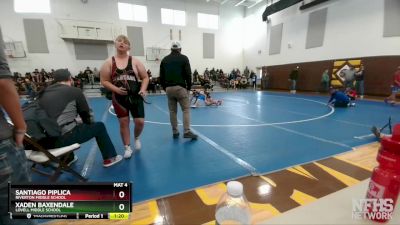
[118,191,126,211]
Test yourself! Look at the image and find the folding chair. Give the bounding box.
[371,117,392,141]
[24,135,88,182]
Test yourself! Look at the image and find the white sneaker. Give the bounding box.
[124,146,133,159]
[134,139,141,150]
[103,155,123,167]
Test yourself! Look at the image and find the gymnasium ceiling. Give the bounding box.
[204,0,271,9]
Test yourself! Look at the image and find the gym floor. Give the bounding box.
[38,91,399,224]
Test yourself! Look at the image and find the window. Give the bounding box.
[198,13,219,29]
[14,0,51,13]
[118,3,147,22]
[161,8,186,26]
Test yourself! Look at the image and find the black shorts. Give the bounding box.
[112,94,145,118]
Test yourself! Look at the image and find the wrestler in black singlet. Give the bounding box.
[111,56,144,118]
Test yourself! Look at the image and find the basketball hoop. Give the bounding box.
[146,47,169,62]
[4,41,26,58]
[4,49,12,57]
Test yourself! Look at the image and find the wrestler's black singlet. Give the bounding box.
[111,56,144,118]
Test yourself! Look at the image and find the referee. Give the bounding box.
[160,41,198,140]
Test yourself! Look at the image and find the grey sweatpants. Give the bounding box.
[166,86,191,134]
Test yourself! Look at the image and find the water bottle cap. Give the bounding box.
[227,181,243,197]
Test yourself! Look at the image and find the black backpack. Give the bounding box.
[22,100,61,141]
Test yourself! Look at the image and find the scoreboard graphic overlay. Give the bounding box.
[8,182,132,220]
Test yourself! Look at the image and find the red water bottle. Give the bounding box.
[365,124,400,222]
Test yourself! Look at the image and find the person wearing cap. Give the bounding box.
[38,69,122,167]
[0,27,37,225]
[385,66,400,105]
[100,35,149,158]
[160,41,198,139]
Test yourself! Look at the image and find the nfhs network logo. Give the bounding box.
[352,198,394,220]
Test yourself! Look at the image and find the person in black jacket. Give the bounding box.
[160,42,197,139]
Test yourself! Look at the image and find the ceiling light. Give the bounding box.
[248,0,264,9]
[235,0,246,7]
[221,0,230,5]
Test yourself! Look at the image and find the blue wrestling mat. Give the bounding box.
[31,91,399,203]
